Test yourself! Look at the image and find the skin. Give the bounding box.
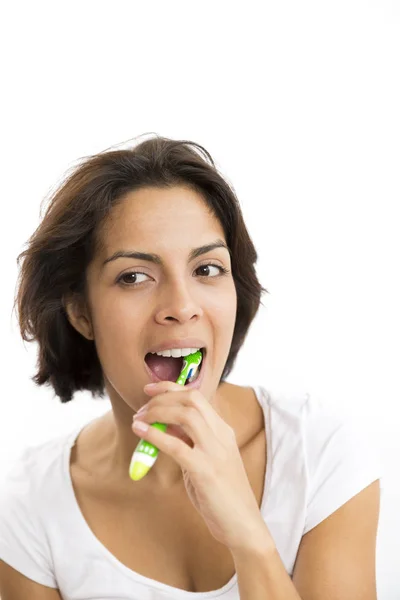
[64,185,238,491]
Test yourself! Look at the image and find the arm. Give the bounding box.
[0,560,62,600]
[231,479,380,600]
[231,533,302,600]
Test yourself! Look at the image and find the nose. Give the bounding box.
[154,279,204,324]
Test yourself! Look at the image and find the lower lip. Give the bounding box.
[143,350,207,389]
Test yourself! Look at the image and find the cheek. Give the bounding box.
[90,299,144,367]
[209,287,237,352]
[93,292,141,336]
[210,284,237,323]
[94,330,145,403]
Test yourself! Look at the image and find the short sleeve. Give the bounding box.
[302,395,384,535]
[0,451,57,588]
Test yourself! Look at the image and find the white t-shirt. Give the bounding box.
[0,385,383,600]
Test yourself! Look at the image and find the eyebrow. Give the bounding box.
[101,239,230,269]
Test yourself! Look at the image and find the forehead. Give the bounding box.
[100,186,225,251]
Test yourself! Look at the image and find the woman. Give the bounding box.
[0,135,382,599]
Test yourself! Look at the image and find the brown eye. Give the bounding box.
[121,273,136,284]
[195,264,229,277]
[117,271,150,286]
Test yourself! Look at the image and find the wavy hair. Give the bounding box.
[13,134,269,403]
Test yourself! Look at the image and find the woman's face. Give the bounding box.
[83,185,237,409]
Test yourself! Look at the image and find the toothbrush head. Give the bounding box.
[176,349,203,385]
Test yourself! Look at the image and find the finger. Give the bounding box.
[134,404,210,448]
[132,418,194,471]
[143,385,232,442]
[143,381,186,395]
[166,423,195,447]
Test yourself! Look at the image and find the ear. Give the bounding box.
[62,293,94,341]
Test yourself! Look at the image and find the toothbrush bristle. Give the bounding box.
[182,349,203,384]
[187,364,200,383]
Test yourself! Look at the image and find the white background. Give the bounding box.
[0,1,399,598]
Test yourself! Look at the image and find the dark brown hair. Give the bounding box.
[13,134,269,403]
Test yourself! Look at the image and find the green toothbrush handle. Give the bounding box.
[137,422,167,457]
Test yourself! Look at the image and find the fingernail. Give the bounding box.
[133,420,149,432]
[144,383,157,389]
[135,406,148,418]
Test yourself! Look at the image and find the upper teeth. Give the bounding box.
[151,347,201,358]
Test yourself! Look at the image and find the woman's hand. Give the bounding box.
[132,380,272,554]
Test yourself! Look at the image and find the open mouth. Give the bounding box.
[144,348,206,385]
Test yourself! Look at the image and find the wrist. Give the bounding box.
[229,519,276,560]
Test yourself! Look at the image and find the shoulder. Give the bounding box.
[0,440,61,588]
[220,383,266,447]
[264,385,382,478]
[297,393,383,534]
[0,427,80,533]
[299,392,382,475]
[256,383,383,534]
[223,382,310,444]
[0,431,71,516]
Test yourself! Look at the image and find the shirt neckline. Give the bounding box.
[62,385,272,598]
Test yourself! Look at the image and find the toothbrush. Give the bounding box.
[129,349,203,481]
